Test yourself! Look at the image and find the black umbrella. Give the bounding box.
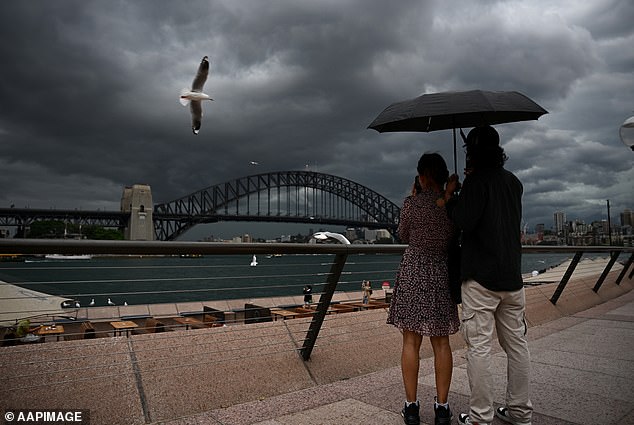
[368,90,548,172]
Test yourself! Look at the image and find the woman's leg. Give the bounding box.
[430,335,453,403]
[402,330,424,402]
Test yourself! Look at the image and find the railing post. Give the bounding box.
[550,251,583,305]
[616,252,634,284]
[300,253,348,361]
[593,251,620,292]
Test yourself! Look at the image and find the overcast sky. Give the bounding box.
[1,0,632,240]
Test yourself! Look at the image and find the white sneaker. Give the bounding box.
[495,407,531,425]
[457,413,489,425]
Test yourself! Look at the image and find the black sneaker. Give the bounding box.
[401,402,420,425]
[434,402,453,425]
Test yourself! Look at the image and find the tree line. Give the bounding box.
[26,220,124,240]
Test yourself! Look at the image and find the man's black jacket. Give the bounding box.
[447,167,524,292]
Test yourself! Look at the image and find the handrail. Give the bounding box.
[0,239,406,256]
[1,239,631,256]
[1,239,632,359]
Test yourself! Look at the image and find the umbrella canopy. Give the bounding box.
[368,90,548,133]
[368,89,548,173]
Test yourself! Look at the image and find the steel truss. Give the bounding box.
[153,171,400,240]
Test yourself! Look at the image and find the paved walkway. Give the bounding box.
[165,290,634,425]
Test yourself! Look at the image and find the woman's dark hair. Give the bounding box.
[465,125,507,169]
[417,153,449,186]
[413,175,422,194]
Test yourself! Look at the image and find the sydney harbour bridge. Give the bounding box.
[0,171,401,241]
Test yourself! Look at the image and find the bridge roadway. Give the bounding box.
[0,208,127,228]
[0,260,632,424]
[0,208,394,229]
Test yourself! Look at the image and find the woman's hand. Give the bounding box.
[446,174,460,194]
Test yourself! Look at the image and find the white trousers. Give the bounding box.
[460,279,533,424]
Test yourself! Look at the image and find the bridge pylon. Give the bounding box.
[121,184,154,241]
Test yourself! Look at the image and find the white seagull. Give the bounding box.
[107,298,115,306]
[180,56,213,135]
[89,298,95,306]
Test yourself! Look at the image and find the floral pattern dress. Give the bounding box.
[386,188,460,336]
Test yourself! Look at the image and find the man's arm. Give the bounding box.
[446,177,486,232]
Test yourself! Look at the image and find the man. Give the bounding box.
[444,125,533,425]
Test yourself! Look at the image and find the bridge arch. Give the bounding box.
[153,171,400,241]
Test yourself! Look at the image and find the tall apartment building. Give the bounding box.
[554,211,566,233]
[621,208,633,227]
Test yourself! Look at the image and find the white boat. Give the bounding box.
[45,254,92,260]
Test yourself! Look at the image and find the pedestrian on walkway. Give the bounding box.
[361,280,372,304]
[303,285,313,307]
[387,152,460,425]
[444,126,533,425]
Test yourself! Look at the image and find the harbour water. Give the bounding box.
[0,252,578,307]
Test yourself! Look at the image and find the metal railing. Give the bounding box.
[0,239,632,361]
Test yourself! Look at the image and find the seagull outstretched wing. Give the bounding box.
[192,56,209,92]
[191,101,203,134]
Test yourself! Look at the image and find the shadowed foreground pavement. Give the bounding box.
[163,289,634,425]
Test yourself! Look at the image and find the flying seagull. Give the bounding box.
[180,56,213,135]
[249,161,259,165]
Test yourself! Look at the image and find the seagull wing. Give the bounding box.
[190,100,203,134]
[191,56,209,92]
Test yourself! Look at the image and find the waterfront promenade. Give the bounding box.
[0,258,632,424]
[179,289,634,425]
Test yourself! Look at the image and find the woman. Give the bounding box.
[387,153,460,425]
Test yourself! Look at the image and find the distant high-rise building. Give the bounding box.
[621,208,633,227]
[554,211,566,233]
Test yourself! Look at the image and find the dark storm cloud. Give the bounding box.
[572,0,634,39]
[0,0,632,238]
